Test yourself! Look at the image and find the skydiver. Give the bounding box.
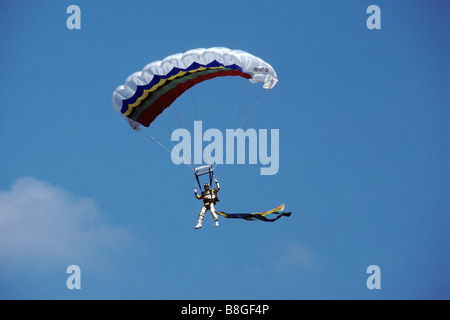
[193,176,220,229]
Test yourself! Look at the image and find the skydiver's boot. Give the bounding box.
[195,223,202,229]
[215,220,219,227]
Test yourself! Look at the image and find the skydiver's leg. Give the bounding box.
[210,203,219,227]
[195,206,207,229]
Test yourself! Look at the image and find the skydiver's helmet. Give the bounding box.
[204,183,210,190]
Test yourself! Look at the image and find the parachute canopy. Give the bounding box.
[112,47,278,127]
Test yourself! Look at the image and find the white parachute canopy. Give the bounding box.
[111,47,278,127]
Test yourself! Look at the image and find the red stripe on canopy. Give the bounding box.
[136,70,251,127]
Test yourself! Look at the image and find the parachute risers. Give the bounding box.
[216,204,291,222]
[194,165,214,191]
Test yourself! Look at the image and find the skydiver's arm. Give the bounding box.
[214,181,220,192]
[213,176,220,192]
[194,189,203,199]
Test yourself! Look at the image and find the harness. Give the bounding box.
[202,189,220,206]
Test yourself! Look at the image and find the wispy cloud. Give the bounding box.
[270,242,318,271]
[0,177,132,271]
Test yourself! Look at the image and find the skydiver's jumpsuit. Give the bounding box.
[195,182,220,224]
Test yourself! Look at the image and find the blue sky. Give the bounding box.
[0,0,448,299]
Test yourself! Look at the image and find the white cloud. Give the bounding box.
[0,177,132,270]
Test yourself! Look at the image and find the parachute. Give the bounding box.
[112,48,291,225]
[112,47,278,127]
